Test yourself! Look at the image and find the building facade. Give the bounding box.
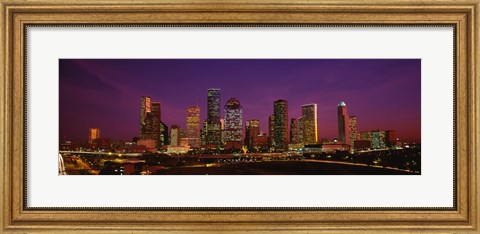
[245,119,260,149]
[337,101,350,145]
[349,116,357,148]
[200,120,208,147]
[289,118,300,144]
[142,101,162,149]
[273,99,289,151]
[140,96,151,135]
[186,106,201,148]
[298,116,304,144]
[360,131,371,141]
[88,128,100,145]
[160,121,169,147]
[385,130,396,147]
[224,98,243,149]
[268,114,275,147]
[371,130,386,149]
[170,125,181,146]
[302,104,318,144]
[206,89,222,147]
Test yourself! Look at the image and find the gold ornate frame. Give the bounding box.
[1,0,479,233]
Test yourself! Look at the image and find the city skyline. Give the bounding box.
[59,59,421,143]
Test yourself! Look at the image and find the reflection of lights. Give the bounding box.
[118,154,122,156]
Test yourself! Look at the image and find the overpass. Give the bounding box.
[59,151,141,157]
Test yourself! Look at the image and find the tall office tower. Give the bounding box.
[302,104,318,144]
[371,130,386,149]
[385,130,396,147]
[220,119,226,145]
[245,119,260,149]
[349,116,357,147]
[186,106,201,148]
[143,102,162,148]
[206,88,221,147]
[224,98,243,149]
[200,120,208,147]
[160,121,169,146]
[268,114,275,147]
[170,125,181,146]
[337,101,350,145]
[88,128,100,145]
[298,116,304,143]
[273,99,289,150]
[290,118,300,144]
[140,96,151,136]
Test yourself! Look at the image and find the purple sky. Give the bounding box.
[59,59,421,142]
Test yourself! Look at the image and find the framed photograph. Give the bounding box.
[1,0,479,233]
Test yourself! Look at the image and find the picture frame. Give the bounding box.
[1,0,478,232]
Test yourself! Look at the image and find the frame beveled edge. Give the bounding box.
[1,0,479,233]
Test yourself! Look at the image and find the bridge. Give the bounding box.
[59,151,141,157]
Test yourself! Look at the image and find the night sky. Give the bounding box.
[59,59,421,143]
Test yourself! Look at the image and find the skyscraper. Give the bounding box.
[290,118,300,144]
[268,114,275,147]
[302,104,318,144]
[200,120,208,147]
[224,98,243,149]
[186,106,201,148]
[160,121,169,146]
[88,128,100,145]
[298,116,304,144]
[206,88,221,147]
[140,98,162,149]
[337,101,350,145]
[140,96,151,135]
[170,125,181,146]
[220,118,226,145]
[245,119,260,149]
[349,116,357,147]
[273,99,289,150]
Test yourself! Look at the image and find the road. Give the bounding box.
[62,155,99,175]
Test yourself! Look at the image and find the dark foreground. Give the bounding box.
[155,161,416,175]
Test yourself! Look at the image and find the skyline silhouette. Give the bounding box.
[59,59,421,143]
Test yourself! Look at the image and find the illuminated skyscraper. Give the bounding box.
[298,116,304,143]
[140,96,151,135]
[273,99,289,150]
[302,104,318,144]
[88,128,100,145]
[349,116,357,147]
[220,118,226,145]
[160,121,169,146]
[143,102,162,148]
[224,98,243,149]
[268,114,275,147]
[290,118,300,144]
[206,88,221,147]
[170,125,181,146]
[186,106,201,148]
[337,101,350,145]
[200,120,208,147]
[245,119,260,149]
